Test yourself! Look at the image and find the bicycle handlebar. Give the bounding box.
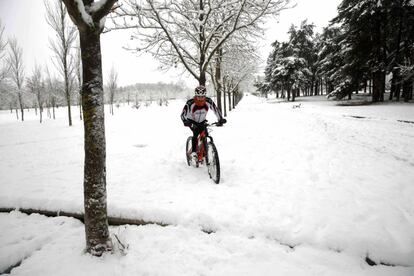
[188,120,224,127]
[206,122,225,127]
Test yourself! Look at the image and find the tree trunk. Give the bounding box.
[391,68,401,101]
[40,108,43,123]
[391,2,404,101]
[372,71,382,102]
[79,29,111,256]
[198,0,207,90]
[320,78,323,95]
[373,10,387,102]
[287,86,291,101]
[402,79,413,102]
[64,53,72,126]
[51,97,56,119]
[79,93,83,120]
[213,48,222,114]
[38,94,42,123]
[380,10,387,102]
[380,71,386,102]
[223,85,227,117]
[228,89,232,111]
[18,91,24,121]
[369,78,372,94]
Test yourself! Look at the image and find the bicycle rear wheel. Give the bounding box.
[185,136,192,166]
[206,141,220,184]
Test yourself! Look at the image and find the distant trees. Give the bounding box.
[45,0,77,126]
[261,1,414,103]
[0,20,8,83]
[7,38,25,120]
[45,67,59,119]
[107,65,118,115]
[118,82,189,104]
[111,0,289,111]
[210,36,255,115]
[315,25,344,96]
[62,0,117,256]
[0,21,9,110]
[26,64,45,123]
[261,21,315,102]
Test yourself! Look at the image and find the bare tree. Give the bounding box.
[7,38,25,121]
[62,0,117,257]
[111,0,289,87]
[208,32,258,114]
[45,0,77,126]
[74,42,82,120]
[45,66,59,119]
[0,20,8,83]
[107,64,118,115]
[222,38,258,113]
[0,20,10,110]
[27,64,45,123]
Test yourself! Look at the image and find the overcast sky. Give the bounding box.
[0,0,341,87]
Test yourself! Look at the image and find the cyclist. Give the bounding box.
[181,85,226,162]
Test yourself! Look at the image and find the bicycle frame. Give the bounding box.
[196,127,213,162]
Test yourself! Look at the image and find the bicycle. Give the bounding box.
[185,122,222,184]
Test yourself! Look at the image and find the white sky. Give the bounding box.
[0,0,341,87]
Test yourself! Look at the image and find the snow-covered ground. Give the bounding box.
[0,94,413,275]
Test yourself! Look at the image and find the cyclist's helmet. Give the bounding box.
[194,85,207,106]
[194,85,207,97]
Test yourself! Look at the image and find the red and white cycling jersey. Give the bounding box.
[181,97,223,124]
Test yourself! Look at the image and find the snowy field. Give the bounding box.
[0,94,413,275]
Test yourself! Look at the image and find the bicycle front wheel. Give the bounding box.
[186,136,192,166]
[206,141,220,184]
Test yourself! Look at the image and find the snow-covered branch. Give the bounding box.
[111,0,290,85]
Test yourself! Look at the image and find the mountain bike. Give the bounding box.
[186,122,221,184]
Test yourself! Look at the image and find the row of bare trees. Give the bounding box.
[0,1,80,125]
[110,0,289,115]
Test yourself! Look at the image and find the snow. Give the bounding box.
[89,0,107,13]
[74,0,93,26]
[1,94,414,275]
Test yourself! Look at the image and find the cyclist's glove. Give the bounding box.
[183,120,192,127]
[217,118,227,126]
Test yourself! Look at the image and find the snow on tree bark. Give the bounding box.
[80,29,111,256]
[62,0,117,256]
